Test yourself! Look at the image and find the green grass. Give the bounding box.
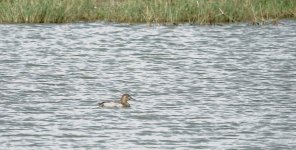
[0,0,98,23]
[0,0,295,24]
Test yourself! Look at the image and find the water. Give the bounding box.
[0,21,296,149]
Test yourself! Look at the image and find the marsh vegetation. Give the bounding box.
[0,0,295,24]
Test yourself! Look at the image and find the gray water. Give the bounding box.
[0,20,296,150]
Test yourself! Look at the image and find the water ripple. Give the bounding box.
[1,21,296,149]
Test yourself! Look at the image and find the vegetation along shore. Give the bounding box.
[0,0,295,25]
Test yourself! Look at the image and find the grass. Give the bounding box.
[0,0,98,23]
[0,0,295,24]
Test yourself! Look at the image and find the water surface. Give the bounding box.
[0,21,296,149]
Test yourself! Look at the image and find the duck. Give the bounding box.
[98,94,133,108]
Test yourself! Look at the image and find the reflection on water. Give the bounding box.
[0,21,296,149]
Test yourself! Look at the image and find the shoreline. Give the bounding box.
[0,0,295,25]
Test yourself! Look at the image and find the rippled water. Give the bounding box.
[1,20,296,149]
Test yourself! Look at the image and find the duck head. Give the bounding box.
[120,94,134,103]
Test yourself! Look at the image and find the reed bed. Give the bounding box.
[0,0,98,23]
[0,0,295,24]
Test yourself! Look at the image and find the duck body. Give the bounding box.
[98,101,130,108]
[98,94,133,108]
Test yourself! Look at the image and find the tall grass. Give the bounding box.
[0,0,98,23]
[96,0,296,24]
[0,0,295,24]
